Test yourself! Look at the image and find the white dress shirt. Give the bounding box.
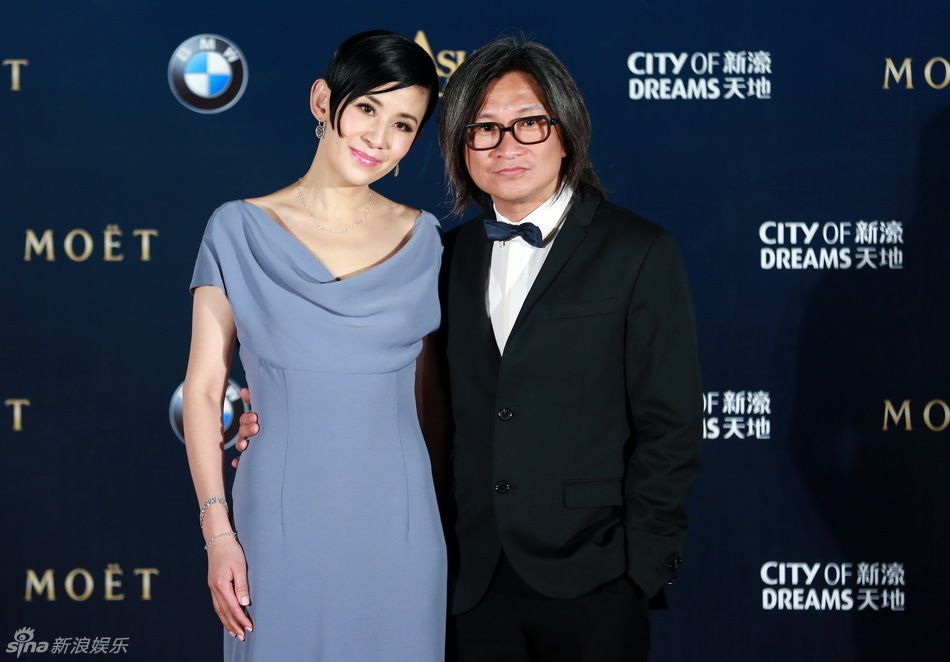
[488,188,574,352]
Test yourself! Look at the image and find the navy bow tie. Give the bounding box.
[483,219,543,248]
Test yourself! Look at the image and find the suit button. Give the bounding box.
[497,408,513,421]
[494,481,511,494]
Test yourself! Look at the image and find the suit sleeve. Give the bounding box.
[623,231,703,597]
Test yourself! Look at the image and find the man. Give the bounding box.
[240,35,702,661]
[436,36,702,661]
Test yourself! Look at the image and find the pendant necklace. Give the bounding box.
[296,178,373,234]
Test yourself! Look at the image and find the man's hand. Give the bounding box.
[231,387,259,469]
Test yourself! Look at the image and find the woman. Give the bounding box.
[182,31,445,660]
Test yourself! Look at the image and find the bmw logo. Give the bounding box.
[168,34,248,114]
[169,378,249,449]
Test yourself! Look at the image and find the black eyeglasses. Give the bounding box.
[463,115,560,151]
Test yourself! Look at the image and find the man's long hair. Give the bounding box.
[438,35,604,215]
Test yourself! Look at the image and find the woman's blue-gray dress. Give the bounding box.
[191,201,447,661]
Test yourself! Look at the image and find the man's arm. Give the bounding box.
[622,232,704,597]
[415,334,453,507]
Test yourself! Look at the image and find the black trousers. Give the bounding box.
[455,555,650,662]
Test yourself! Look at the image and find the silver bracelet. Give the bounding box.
[199,496,229,529]
[204,530,238,550]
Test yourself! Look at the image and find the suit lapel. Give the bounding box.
[458,217,500,360]
[507,194,599,341]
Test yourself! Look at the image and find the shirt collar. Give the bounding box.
[493,186,574,244]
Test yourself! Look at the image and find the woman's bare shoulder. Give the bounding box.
[374,193,425,229]
[242,186,297,225]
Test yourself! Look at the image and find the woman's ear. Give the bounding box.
[310,79,331,123]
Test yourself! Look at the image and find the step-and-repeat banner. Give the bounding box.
[2,1,948,660]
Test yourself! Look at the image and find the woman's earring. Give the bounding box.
[393,163,400,178]
[315,120,326,140]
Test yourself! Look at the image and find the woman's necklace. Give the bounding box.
[296,178,373,234]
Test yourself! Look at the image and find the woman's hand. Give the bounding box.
[206,535,253,640]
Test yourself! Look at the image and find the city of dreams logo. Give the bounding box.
[168,34,247,114]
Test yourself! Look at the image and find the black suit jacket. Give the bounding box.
[443,192,703,614]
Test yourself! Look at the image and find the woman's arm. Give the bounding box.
[182,285,253,640]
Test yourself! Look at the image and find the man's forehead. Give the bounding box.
[475,71,549,118]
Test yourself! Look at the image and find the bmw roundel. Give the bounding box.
[168,378,248,449]
[168,34,248,113]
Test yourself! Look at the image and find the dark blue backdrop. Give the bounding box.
[3,1,948,659]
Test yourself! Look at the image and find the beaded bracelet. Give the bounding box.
[204,530,238,550]
[199,496,229,529]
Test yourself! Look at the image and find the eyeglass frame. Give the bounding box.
[462,115,561,151]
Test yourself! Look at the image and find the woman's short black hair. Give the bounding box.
[438,35,604,215]
[325,30,439,134]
